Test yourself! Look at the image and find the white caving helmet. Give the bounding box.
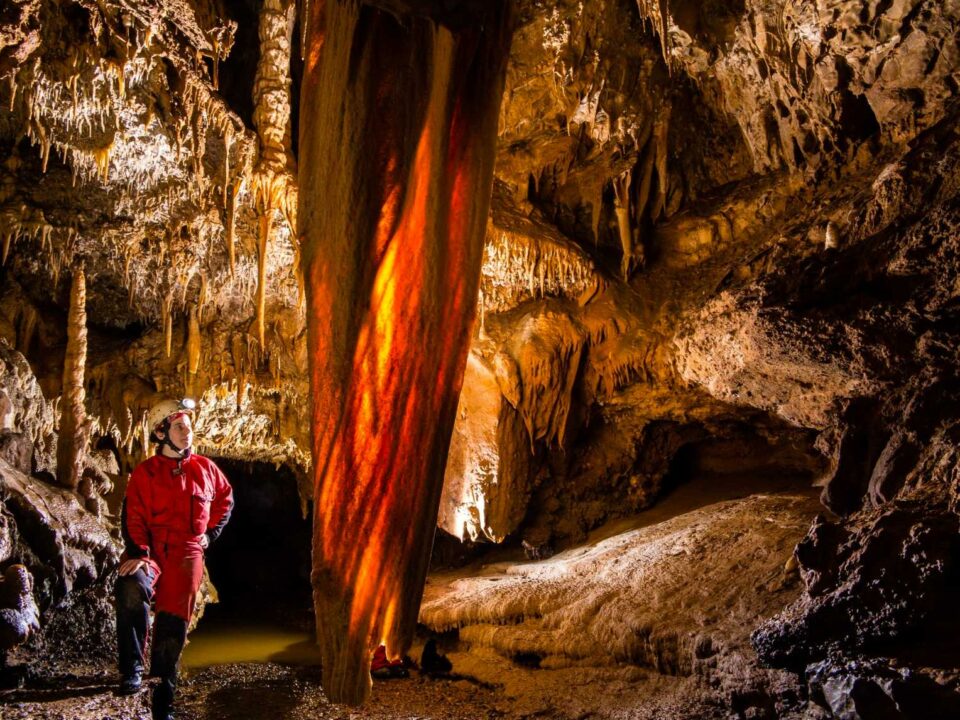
[146,397,197,445]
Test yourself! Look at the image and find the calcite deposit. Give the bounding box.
[0,0,958,717]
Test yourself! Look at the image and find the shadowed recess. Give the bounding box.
[298,0,513,705]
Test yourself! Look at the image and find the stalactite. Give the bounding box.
[590,180,603,246]
[825,220,840,250]
[635,0,671,68]
[252,0,298,225]
[40,125,51,173]
[93,143,112,183]
[140,414,149,458]
[613,170,636,280]
[56,269,88,490]
[293,235,306,310]
[269,350,280,388]
[211,41,221,90]
[300,0,512,704]
[187,303,201,374]
[223,123,232,209]
[256,213,270,348]
[250,0,299,331]
[51,252,62,289]
[191,103,206,189]
[651,103,671,221]
[199,274,208,323]
[161,295,173,358]
[226,179,240,275]
[231,334,247,411]
[15,306,38,355]
[636,133,656,231]
[179,266,196,307]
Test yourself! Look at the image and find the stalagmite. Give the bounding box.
[300,0,512,705]
[56,269,87,490]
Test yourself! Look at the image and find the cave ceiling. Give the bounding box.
[1,0,958,543]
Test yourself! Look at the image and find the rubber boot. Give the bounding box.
[150,612,188,720]
[115,569,153,694]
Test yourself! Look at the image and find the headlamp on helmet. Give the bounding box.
[146,397,196,444]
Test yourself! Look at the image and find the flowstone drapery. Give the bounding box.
[299,0,512,705]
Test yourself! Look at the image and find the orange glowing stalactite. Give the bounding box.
[300,0,511,705]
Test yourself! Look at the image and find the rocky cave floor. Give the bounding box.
[0,660,743,720]
[1,659,742,720]
[2,474,826,720]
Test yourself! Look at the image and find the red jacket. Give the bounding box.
[121,453,233,559]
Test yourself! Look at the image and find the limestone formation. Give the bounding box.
[422,493,820,713]
[0,563,39,662]
[55,268,87,490]
[0,0,959,717]
[299,1,512,702]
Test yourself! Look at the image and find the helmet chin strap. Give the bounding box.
[162,435,192,459]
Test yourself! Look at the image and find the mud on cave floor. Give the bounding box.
[1,472,821,720]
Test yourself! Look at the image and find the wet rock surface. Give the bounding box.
[423,482,823,717]
[0,339,56,478]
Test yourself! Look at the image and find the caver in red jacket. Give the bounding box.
[121,452,233,621]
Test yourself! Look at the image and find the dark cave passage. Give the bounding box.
[183,458,317,668]
[568,424,827,549]
[600,429,828,541]
[660,429,826,498]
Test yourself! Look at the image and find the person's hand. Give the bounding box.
[200,534,209,550]
[119,558,147,576]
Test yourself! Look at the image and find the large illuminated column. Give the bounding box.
[298,0,512,705]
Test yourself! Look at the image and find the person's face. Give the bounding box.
[165,413,193,450]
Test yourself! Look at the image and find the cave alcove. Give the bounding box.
[198,458,312,633]
[659,428,826,501]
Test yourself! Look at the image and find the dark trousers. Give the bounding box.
[115,569,188,719]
